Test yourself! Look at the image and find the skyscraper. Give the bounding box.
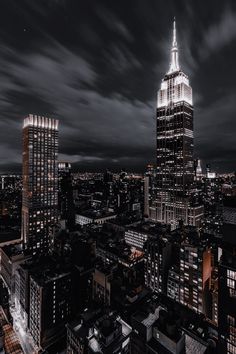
[144,164,156,218]
[58,162,75,230]
[194,158,202,179]
[153,20,203,229]
[21,114,59,253]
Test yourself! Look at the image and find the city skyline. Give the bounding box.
[0,1,236,173]
[0,4,236,353]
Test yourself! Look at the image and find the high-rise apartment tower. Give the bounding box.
[21,114,59,253]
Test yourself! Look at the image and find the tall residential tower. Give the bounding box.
[150,20,203,229]
[21,114,59,253]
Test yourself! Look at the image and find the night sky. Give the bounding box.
[0,0,236,173]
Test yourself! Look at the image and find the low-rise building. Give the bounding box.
[76,210,116,226]
[67,311,131,354]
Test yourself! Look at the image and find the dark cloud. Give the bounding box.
[200,6,236,59]
[195,92,236,172]
[0,0,235,173]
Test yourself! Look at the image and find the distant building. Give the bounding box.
[206,164,211,176]
[195,158,202,179]
[144,164,156,218]
[144,176,150,217]
[202,175,223,236]
[58,161,75,230]
[21,115,59,254]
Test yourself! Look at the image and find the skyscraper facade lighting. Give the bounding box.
[157,19,194,194]
[153,20,203,229]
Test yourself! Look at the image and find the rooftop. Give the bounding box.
[185,333,208,354]
[0,229,21,246]
[1,243,24,258]
[23,114,58,130]
[132,305,164,329]
[68,310,131,352]
[21,256,72,286]
[30,266,71,286]
[126,221,169,236]
[77,209,116,220]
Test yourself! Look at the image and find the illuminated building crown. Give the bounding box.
[157,19,193,108]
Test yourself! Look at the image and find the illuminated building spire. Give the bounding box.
[168,18,180,73]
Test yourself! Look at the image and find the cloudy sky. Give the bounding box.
[0,0,236,173]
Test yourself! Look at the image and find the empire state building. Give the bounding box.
[151,20,203,229]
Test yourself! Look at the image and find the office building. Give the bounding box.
[154,20,203,229]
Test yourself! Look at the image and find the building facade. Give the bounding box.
[125,227,149,251]
[179,239,212,316]
[21,115,59,253]
[219,251,236,354]
[144,235,172,294]
[218,197,236,354]
[29,269,72,350]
